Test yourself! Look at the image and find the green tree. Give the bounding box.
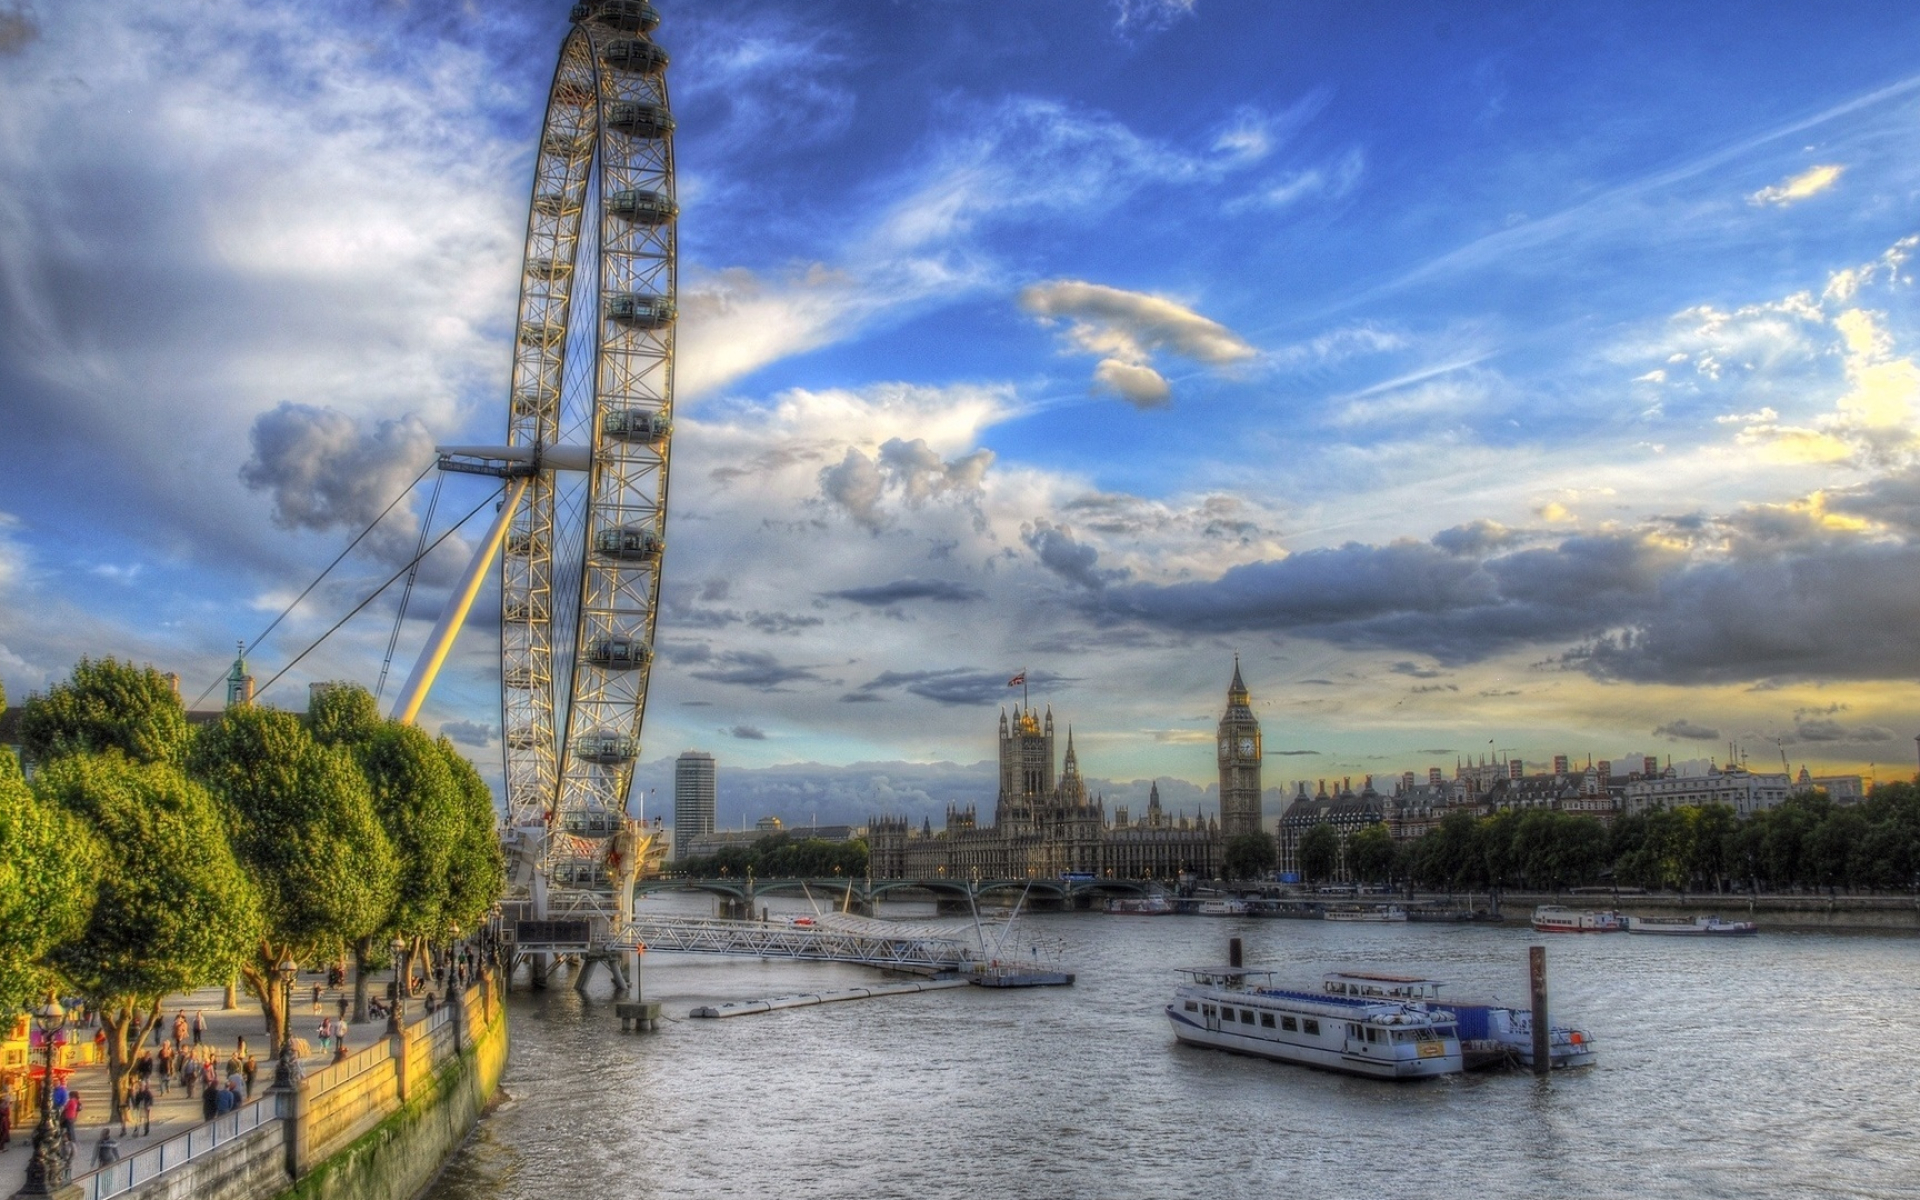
[190,706,397,1047]
[37,753,261,1120]
[437,741,506,932]
[1223,831,1277,881]
[1297,822,1340,884]
[1345,823,1396,884]
[0,748,100,1014]
[19,657,191,767]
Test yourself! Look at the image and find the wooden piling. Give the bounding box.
[1229,937,1243,968]
[1529,945,1550,1076]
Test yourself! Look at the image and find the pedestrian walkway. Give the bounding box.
[0,969,412,1194]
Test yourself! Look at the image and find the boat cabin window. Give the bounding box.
[1365,1027,1382,1044]
[1219,1007,1233,1021]
[1302,1019,1319,1035]
[1260,1013,1275,1028]
[1240,1011,1256,1025]
[1202,1005,1215,1018]
[1184,1001,1199,1012]
[1281,1016,1298,1032]
[1347,1023,1362,1039]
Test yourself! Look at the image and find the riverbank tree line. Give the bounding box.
[0,658,505,1121]
[676,831,869,879]
[1304,786,1920,893]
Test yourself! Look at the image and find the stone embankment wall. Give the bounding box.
[67,976,506,1200]
[1434,891,1920,931]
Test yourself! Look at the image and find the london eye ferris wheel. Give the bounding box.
[394,0,679,924]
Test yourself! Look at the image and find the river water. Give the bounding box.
[426,895,1920,1200]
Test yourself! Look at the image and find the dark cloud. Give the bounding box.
[240,403,433,555]
[0,3,37,54]
[819,439,993,532]
[825,579,987,606]
[1430,519,1519,557]
[854,668,1071,706]
[1575,540,1920,684]
[1023,520,1122,589]
[1092,518,1920,685]
[1793,718,1894,744]
[1417,748,1453,755]
[658,641,715,665]
[727,724,768,740]
[687,651,825,690]
[1268,749,1321,756]
[439,719,493,747]
[1410,683,1458,693]
[1652,720,1719,741]
[748,611,826,634]
[1390,660,1442,678]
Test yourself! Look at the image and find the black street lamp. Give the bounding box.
[388,937,407,1034]
[272,955,300,1091]
[19,992,68,1196]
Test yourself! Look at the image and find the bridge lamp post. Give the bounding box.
[20,992,67,1197]
[388,937,407,1034]
[272,955,299,1091]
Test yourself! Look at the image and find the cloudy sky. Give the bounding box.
[6,0,1920,827]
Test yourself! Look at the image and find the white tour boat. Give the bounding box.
[1324,904,1409,923]
[1321,972,1597,1071]
[1531,905,1623,933]
[1624,914,1758,937]
[1105,894,1175,915]
[1167,967,1463,1080]
[1197,899,1253,916]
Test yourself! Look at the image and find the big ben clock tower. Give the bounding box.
[1217,658,1263,838]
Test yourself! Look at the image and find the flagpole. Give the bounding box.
[1023,667,1029,712]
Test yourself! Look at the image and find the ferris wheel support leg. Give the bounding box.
[392,475,531,726]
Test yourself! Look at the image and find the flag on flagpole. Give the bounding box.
[1007,672,1026,687]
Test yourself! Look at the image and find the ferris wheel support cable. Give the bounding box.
[252,486,504,703]
[190,459,435,709]
[375,469,446,702]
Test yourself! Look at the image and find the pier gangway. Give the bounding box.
[607,912,979,974]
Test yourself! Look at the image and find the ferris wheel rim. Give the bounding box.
[499,4,676,837]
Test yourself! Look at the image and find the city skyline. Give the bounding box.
[7,1,1920,806]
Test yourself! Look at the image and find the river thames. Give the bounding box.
[427,896,1919,1200]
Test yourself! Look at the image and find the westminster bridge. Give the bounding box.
[633,875,1157,915]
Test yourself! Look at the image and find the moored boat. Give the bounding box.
[1624,914,1758,937]
[1197,899,1252,916]
[1106,894,1175,915]
[1531,905,1623,933]
[1324,904,1408,923]
[1167,967,1463,1079]
[1320,972,1597,1071]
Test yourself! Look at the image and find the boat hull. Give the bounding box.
[1167,1009,1459,1079]
[1625,916,1758,936]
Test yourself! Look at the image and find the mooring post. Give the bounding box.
[1529,945,1550,1077]
[1229,937,1243,969]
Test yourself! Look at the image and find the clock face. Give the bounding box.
[1219,738,1231,756]
[1239,738,1255,755]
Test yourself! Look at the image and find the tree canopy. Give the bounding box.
[1222,831,1276,881]
[0,750,100,1013]
[1297,822,1340,883]
[20,657,193,767]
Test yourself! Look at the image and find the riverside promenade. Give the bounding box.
[1,966,502,1200]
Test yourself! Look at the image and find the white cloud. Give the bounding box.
[1748,164,1844,207]
[1019,279,1255,406]
[1112,0,1198,34]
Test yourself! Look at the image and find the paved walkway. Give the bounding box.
[0,968,417,1194]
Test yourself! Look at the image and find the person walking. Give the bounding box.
[191,1010,207,1048]
[200,1080,218,1122]
[171,1011,187,1053]
[310,983,322,1016]
[92,1129,120,1170]
[59,1090,81,1141]
[131,1081,153,1136]
[1,1088,14,1151]
[242,1054,257,1098]
[336,994,349,1023]
[182,1055,195,1099]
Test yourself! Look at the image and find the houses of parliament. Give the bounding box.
[869,663,1264,880]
